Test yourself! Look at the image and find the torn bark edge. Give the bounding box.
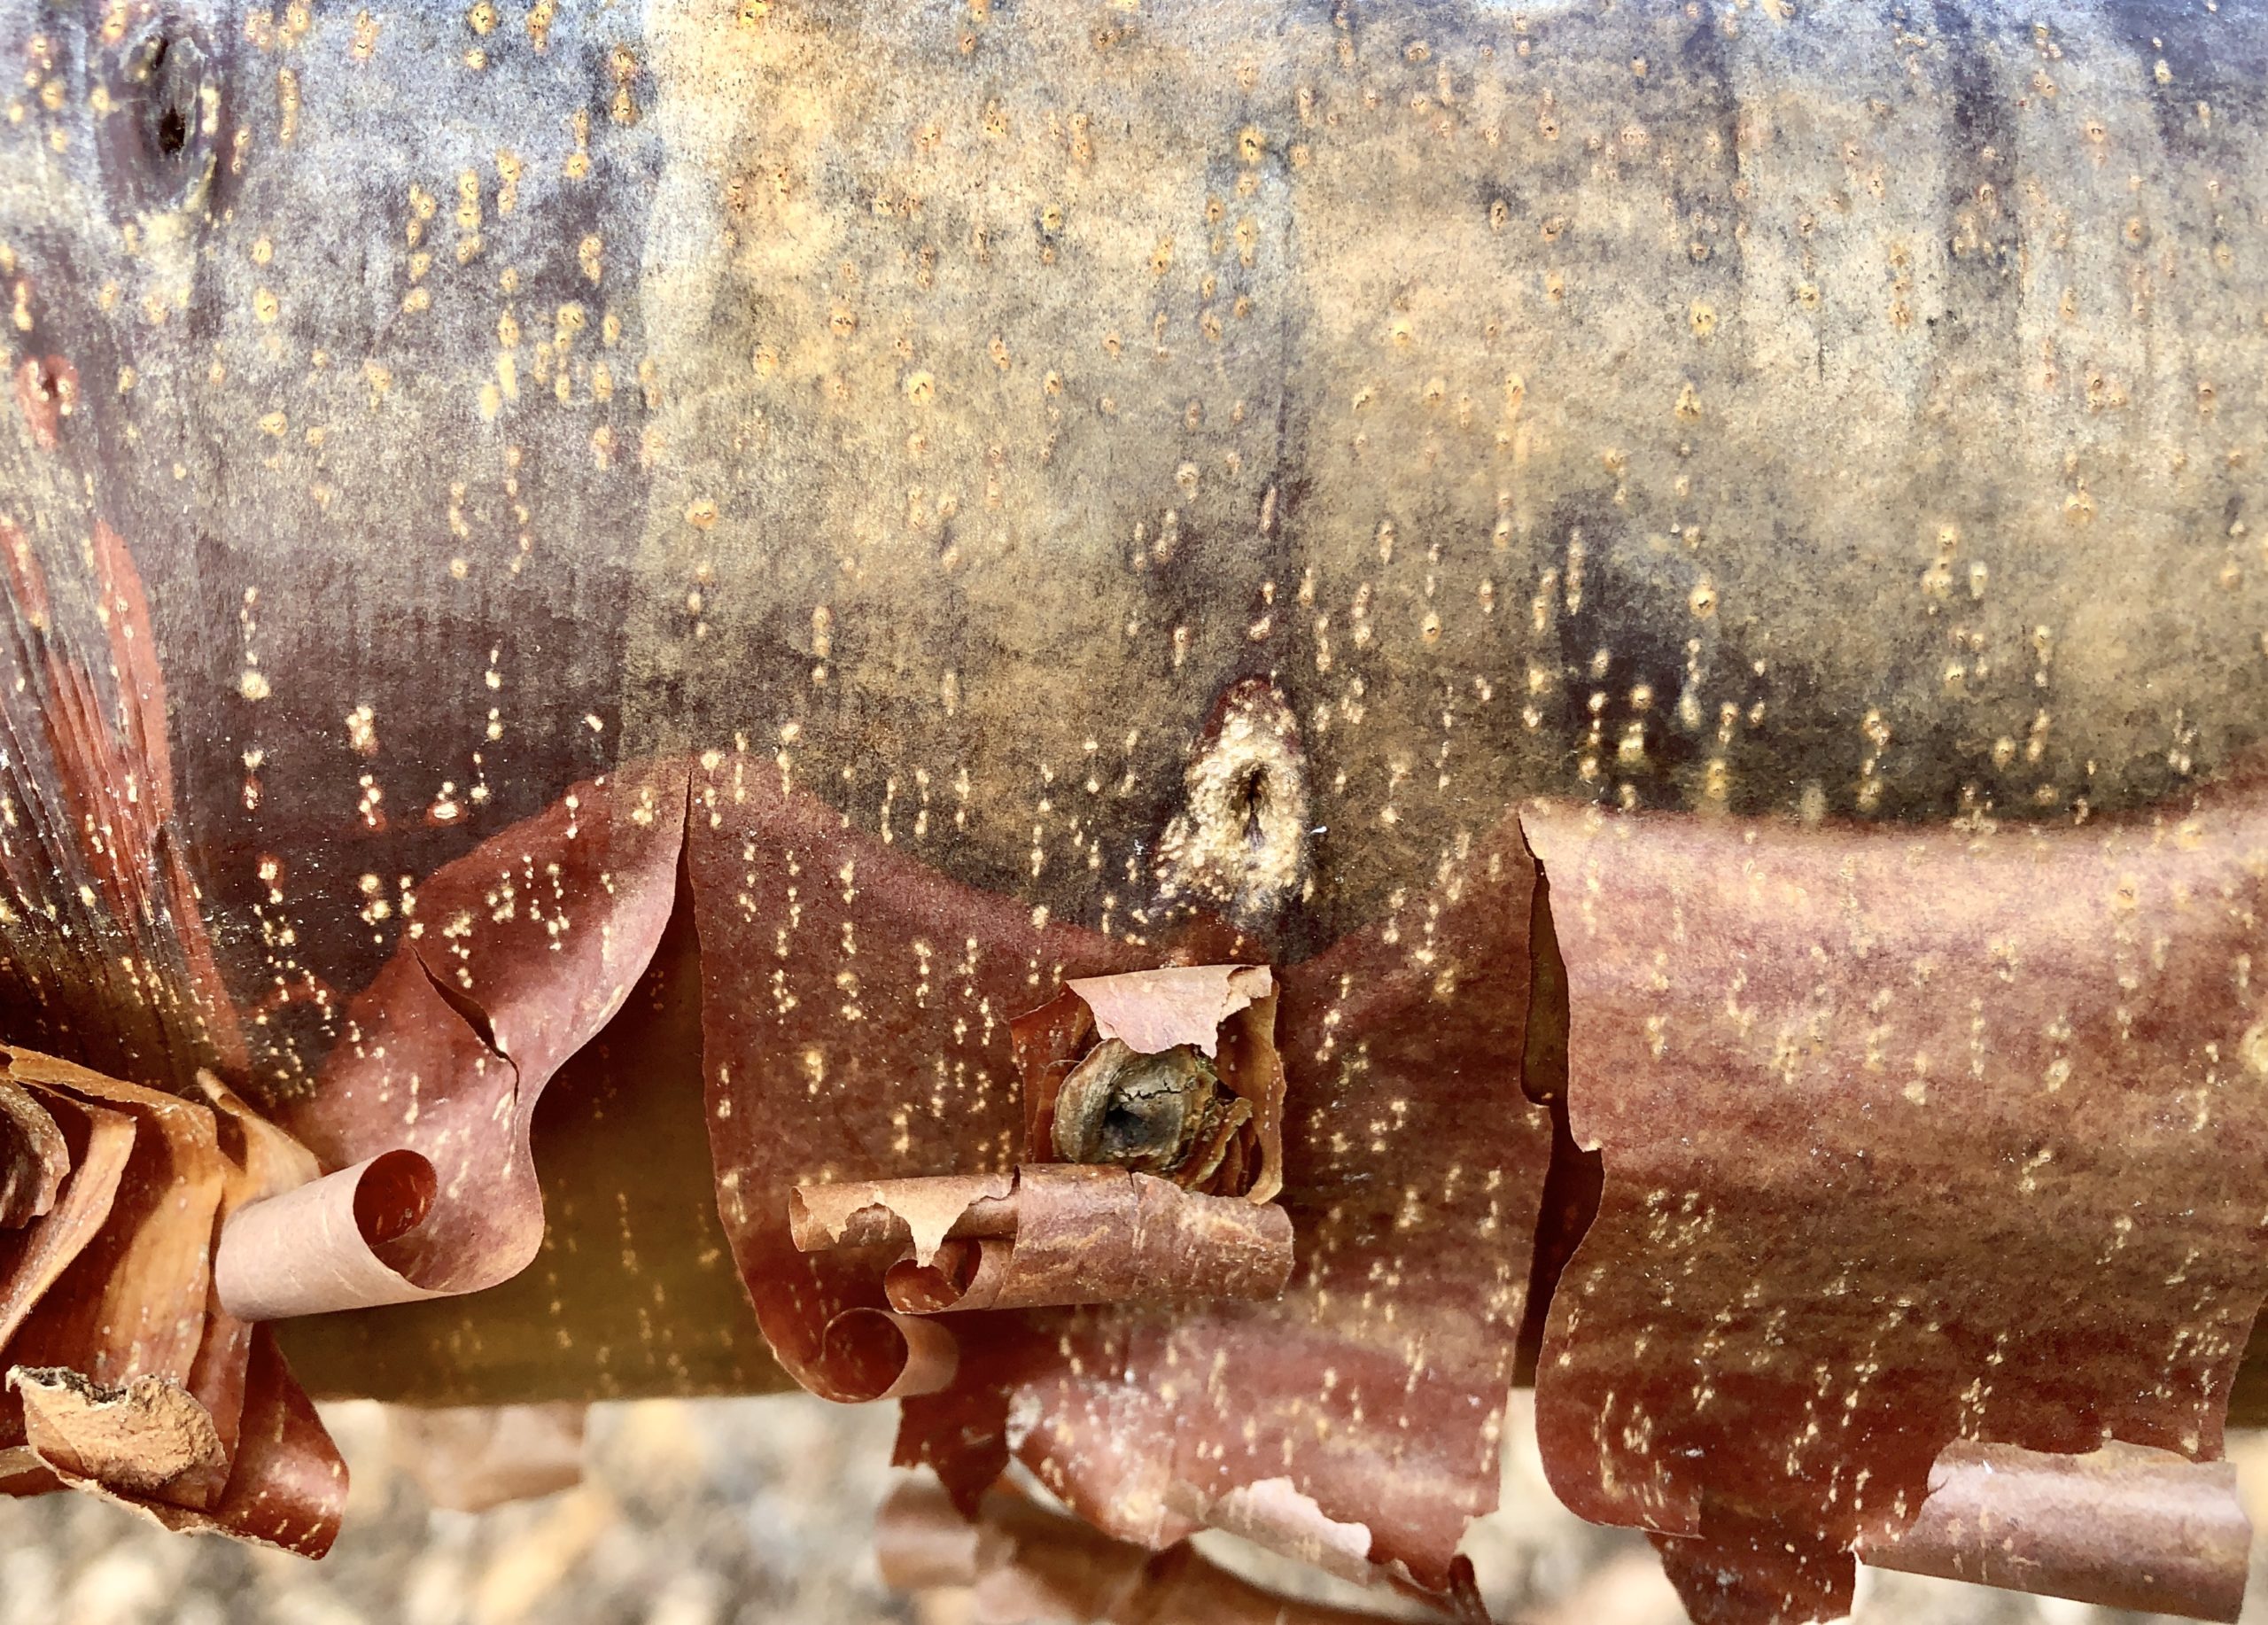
[1066,965,1272,1061]
[1014,966,1285,1203]
[214,1150,447,1321]
[793,1163,1294,1315]
[1854,1439,2253,1622]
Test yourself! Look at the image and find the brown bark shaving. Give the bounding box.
[875,1477,1428,1625]
[0,1047,346,1554]
[1857,1440,2252,1621]
[793,1164,1293,1314]
[11,1366,228,1499]
[693,751,1549,1598]
[1524,797,2268,1624]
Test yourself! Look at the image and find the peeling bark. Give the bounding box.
[1526,795,2268,1623]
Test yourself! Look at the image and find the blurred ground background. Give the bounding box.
[3,1394,2265,1625]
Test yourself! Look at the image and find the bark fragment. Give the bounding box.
[11,1366,227,1500]
[1068,965,1273,1061]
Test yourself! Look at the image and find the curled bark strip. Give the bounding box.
[852,1166,1293,1314]
[272,761,687,1301]
[819,1308,960,1402]
[387,1402,586,1512]
[875,1477,1417,1625]
[788,1170,1016,1269]
[0,1049,347,1553]
[1067,965,1272,1060]
[214,1152,446,1320]
[0,1078,66,1227]
[1857,1440,2252,1621]
[1525,796,2268,1624]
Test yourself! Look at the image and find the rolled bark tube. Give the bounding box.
[213,1151,447,1321]
[794,1163,1294,1313]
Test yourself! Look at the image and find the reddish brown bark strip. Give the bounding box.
[1858,1440,2252,1621]
[271,760,686,1300]
[1525,795,2268,1624]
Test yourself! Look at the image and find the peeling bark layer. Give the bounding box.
[1526,797,2268,1623]
[691,757,1546,1597]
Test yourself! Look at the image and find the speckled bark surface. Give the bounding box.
[5,0,2268,1614]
